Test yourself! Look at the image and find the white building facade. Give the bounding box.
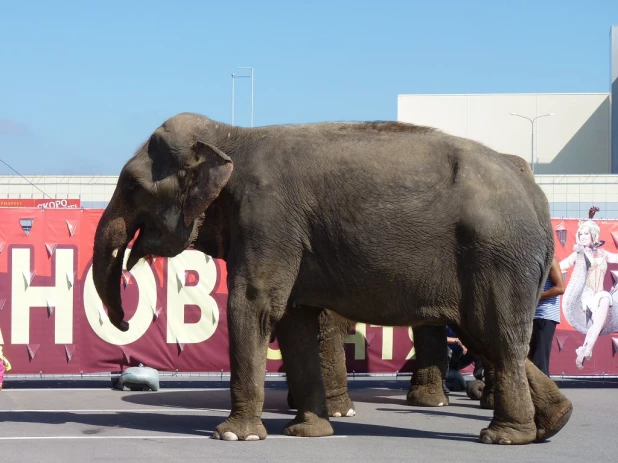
[397,92,611,175]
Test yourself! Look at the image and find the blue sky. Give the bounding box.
[1,1,617,175]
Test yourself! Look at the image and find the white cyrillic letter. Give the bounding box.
[369,325,394,360]
[167,250,219,344]
[83,252,157,345]
[406,326,416,360]
[345,323,367,360]
[11,248,74,344]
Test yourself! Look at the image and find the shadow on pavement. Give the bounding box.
[1,409,480,442]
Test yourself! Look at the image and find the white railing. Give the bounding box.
[2,174,618,217]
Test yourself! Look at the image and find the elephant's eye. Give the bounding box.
[125,178,145,197]
[123,178,150,208]
[124,181,136,194]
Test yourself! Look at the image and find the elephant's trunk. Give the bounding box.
[92,194,138,332]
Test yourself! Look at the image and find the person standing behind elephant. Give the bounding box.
[528,257,564,376]
[444,326,483,392]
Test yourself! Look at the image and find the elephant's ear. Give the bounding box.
[182,140,233,227]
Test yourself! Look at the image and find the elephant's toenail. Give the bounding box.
[481,434,493,444]
[222,432,239,441]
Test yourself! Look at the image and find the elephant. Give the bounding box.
[92,112,573,445]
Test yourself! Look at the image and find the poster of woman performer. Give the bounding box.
[559,207,618,369]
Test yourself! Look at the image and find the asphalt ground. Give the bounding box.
[0,376,617,463]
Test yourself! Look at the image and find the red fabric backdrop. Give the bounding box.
[0,209,617,376]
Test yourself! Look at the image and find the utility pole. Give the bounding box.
[231,67,254,127]
[509,112,555,174]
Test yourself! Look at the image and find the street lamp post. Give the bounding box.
[508,112,555,174]
[231,67,254,127]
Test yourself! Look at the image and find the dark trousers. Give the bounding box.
[449,346,477,371]
[528,318,557,376]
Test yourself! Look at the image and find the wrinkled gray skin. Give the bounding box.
[406,154,532,409]
[282,308,356,417]
[314,156,547,416]
[93,112,573,444]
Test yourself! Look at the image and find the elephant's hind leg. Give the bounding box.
[276,307,334,437]
[463,288,538,443]
[478,356,537,444]
[525,359,573,441]
[406,325,449,407]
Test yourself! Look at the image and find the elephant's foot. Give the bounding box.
[287,390,355,418]
[283,412,334,437]
[326,394,356,417]
[465,380,485,401]
[524,359,573,441]
[213,417,267,441]
[479,389,494,409]
[479,377,495,409]
[479,420,537,445]
[534,396,573,442]
[406,384,449,407]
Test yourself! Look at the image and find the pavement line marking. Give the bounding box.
[0,409,231,413]
[0,435,347,440]
[3,388,229,392]
[0,408,289,414]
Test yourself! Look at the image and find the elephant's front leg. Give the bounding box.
[213,277,287,441]
[318,309,356,417]
[286,308,355,417]
[407,325,449,407]
[480,362,495,410]
[276,307,334,437]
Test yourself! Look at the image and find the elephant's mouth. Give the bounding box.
[126,216,204,271]
[186,213,206,247]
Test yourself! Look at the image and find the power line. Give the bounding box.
[0,157,53,199]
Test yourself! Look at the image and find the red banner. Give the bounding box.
[0,199,81,209]
[0,209,617,376]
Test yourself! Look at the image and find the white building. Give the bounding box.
[397,92,611,175]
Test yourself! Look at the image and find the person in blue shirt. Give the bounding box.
[528,257,564,376]
[444,326,483,393]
